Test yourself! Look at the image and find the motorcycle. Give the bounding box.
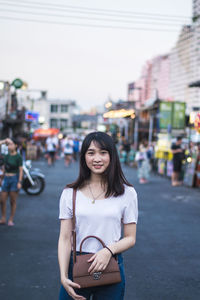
[22,160,45,195]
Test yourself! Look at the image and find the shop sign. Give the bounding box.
[11,78,23,89]
[159,101,185,130]
[172,102,186,129]
[159,102,172,129]
[25,111,39,122]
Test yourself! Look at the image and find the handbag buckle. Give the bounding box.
[93,272,102,280]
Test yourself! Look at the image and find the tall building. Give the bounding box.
[129,0,200,113]
[128,54,170,109]
[169,0,200,113]
[193,0,200,17]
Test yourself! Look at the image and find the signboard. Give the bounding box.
[25,111,39,122]
[172,102,186,129]
[159,102,172,129]
[159,101,185,130]
[11,78,23,89]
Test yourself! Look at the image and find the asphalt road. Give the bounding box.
[0,158,200,300]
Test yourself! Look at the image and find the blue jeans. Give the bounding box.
[2,175,19,192]
[59,252,125,300]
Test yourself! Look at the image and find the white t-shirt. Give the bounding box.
[46,136,58,152]
[62,139,73,155]
[59,185,138,253]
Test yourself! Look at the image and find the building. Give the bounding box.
[128,54,170,109]
[47,99,77,130]
[169,25,198,113]
[128,0,200,114]
[168,0,200,113]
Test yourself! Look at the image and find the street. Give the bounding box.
[0,158,200,300]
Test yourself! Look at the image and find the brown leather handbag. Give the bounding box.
[72,189,121,288]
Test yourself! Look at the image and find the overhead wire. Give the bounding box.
[0,0,192,32]
[1,0,191,20]
[0,15,182,32]
[0,8,187,28]
[0,0,191,22]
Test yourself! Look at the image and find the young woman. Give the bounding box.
[58,132,138,300]
[0,138,23,226]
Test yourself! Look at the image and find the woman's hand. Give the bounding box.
[5,138,13,145]
[61,277,86,300]
[17,182,22,190]
[87,248,112,274]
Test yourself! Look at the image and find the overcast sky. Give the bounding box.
[0,0,192,111]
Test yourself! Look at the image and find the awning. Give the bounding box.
[188,80,200,87]
[33,128,60,139]
[103,109,135,119]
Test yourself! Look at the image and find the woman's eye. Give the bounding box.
[87,152,93,155]
[101,151,107,154]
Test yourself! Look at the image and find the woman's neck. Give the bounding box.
[89,174,104,185]
[9,150,17,155]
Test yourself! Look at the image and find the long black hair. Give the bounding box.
[67,132,132,197]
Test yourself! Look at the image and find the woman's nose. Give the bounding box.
[93,153,101,161]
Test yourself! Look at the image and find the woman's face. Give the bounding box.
[85,141,110,175]
[7,141,17,152]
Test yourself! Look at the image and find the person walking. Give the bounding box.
[62,136,74,167]
[0,138,23,226]
[171,136,184,186]
[72,137,80,161]
[45,134,59,166]
[135,144,151,184]
[58,131,138,300]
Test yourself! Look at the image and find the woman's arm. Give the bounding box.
[58,219,72,281]
[108,223,136,254]
[17,166,23,190]
[88,223,136,274]
[58,219,86,300]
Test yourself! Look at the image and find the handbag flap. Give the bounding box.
[73,253,120,278]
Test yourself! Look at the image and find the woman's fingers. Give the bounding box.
[88,260,96,273]
[69,281,81,289]
[63,281,86,300]
[88,262,105,274]
[87,254,96,262]
[70,289,86,300]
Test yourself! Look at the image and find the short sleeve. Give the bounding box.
[171,144,176,150]
[59,188,73,219]
[122,187,138,224]
[18,155,23,166]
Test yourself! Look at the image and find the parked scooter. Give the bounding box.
[22,160,45,195]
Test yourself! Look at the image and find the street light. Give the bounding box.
[105,101,112,109]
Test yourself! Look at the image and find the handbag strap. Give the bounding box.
[80,235,106,253]
[72,190,111,262]
[72,189,77,263]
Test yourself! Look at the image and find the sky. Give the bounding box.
[0,0,192,111]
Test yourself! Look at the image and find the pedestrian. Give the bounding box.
[122,138,131,164]
[0,138,23,226]
[62,136,74,167]
[135,144,151,184]
[45,134,59,166]
[72,137,80,161]
[171,136,184,186]
[58,131,138,300]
